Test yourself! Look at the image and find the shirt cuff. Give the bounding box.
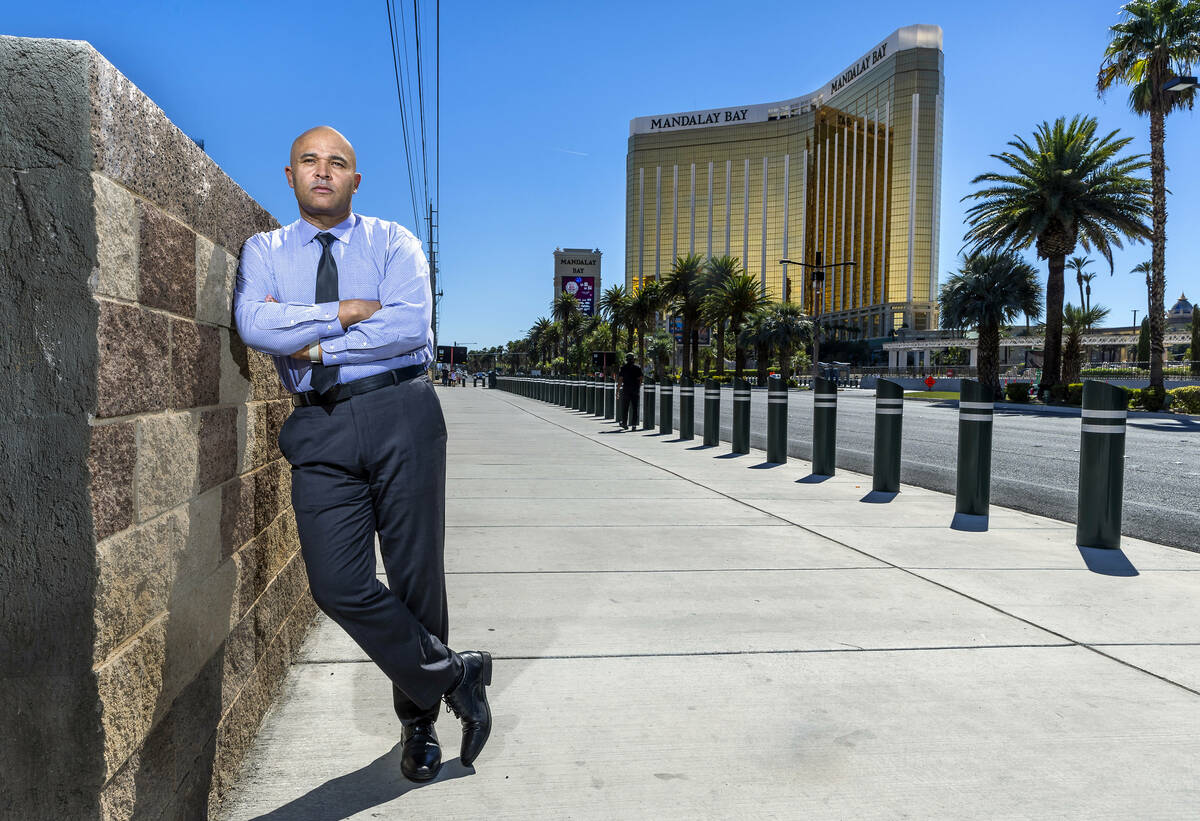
[313,301,341,337]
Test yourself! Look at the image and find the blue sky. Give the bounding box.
[8,0,1198,346]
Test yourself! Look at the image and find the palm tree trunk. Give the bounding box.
[1149,107,1167,392]
[679,319,691,377]
[780,344,792,385]
[1041,254,1066,395]
[715,320,726,375]
[732,319,745,380]
[979,320,1000,399]
[637,327,646,369]
[756,343,769,385]
[1077,274,1086,312]
[690,328,700,378]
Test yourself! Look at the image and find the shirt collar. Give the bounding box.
[297,213,357,246]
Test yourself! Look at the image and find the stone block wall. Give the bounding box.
[0,36,315,819]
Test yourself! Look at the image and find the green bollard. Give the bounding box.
[595,377,605,418]
[678,376,695,440]
[955,379,994,516]
[604,377,616,419]
[703,379,721,446]
[659,378,673,435]
[643,378,656,430]
[872,379,904,492]
[586,376,597,415]
[571,376,580,411]
[767,375,788,463]
[732,378,751,454]
[1076,381,1128,548]
[812,376,837,476]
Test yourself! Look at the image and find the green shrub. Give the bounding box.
[1137,386,1169,412]
[1066,383,1084,406]
[1127,388,1142,409]
[1168,386,1200,415]
[1004,382,1031,403]
[1049,384,1069,404]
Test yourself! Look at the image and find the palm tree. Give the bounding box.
[1062,303,1111,385]
[663,253,705,378]
[738,309,775,386]
[527,317,551,369]
[542,323,562,373]
[938,251,1044,399]
[1130,260,1153,320]
[704,272,769,379]
[763,302,812,385]
[627,280,665,368]
[962,115,1152,397]
[552,292,582,366]
[701,256,745,375]
[1080,272,1099,313]
[1099,0,1200,393]
[1066,256,1094,311]
[598,284,629,364]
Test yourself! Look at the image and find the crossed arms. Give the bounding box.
[233,231,431,366]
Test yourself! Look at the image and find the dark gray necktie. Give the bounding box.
[310,232,340,393]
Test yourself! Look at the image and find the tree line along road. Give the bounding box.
[658,385,1200,552]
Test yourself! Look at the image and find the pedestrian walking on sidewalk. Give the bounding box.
[618,353,643,429]
[234,125,493,784]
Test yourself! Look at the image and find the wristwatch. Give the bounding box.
[307,343,321,363]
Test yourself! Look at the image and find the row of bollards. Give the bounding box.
[494,375,1129,550]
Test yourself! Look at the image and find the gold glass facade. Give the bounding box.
[625,25,944,338]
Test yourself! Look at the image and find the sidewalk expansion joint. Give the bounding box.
[491,391,1200,701]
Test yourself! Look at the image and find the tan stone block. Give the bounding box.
[252,460,286,535]
[91,173,138,301]
[94,512,184,663]
[197,406,237,492]
[263,400,290,461]
[135,412,199,521]
[160,557,237,707]
[196,236,235,328]
[178,486,222,582]
[89,420,135,541]
[218,327,252,407]
[247,347,280,401]
[220,474,255,560]
[243,402,269,472]
[221,612,258,713]
[96,616,166,781]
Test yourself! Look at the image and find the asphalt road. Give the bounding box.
[632,385,1200,552]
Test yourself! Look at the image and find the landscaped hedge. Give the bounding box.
[1128,387,1170,412]
[1004,382,1031,403]
[1168,386,1200,414]
[1066,383,1084,406]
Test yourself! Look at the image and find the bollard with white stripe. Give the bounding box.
[604,376,616,419]
[678,377,695,440]
[643,378,656,430]
[659,377,674,436]
[1076,381,1128,548]
[955,380,994,516]
[594,375,605,417]
[588,376,599,415]
[812,376,838,475]
[572,376,582,411]
[732,378,751,454]
[767,375,788,463]
[872,379,904,492]
[703,379,721,446]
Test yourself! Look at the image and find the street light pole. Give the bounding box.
[779,251,854,379]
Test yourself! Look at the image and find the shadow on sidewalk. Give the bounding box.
[950,513,989,532]
[1077,546,1139,577]
[749,461,782,469]
[797,474,832,484]
[246,745,473,820]
[860,491,898,504]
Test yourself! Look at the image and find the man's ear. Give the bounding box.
[353,172,362,193]
[285,166,296,189]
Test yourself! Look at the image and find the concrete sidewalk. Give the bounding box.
[220,386,1200,820]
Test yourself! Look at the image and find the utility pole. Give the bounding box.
[427,203,440,352]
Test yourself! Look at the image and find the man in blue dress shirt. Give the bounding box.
[234,126,491,783]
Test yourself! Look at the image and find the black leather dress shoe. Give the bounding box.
[443,650,492,766]
[400,720,441,782]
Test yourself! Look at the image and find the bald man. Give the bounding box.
[234,126,492,783]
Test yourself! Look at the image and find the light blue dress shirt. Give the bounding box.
[234,213,433,393]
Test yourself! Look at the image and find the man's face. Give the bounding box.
[285,128,361,222]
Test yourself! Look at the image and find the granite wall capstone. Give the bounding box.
[0,36,315,819]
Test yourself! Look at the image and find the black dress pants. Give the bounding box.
[618,390,639,427]
[278,375,457,723]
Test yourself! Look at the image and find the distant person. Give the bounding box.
[233,125,492,784]
[440,366,450,386]
[618,353,643,429]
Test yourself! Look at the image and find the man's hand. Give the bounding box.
[289,342,319,361]
[338,299,382,330]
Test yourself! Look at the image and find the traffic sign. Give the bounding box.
[924,376,936,389]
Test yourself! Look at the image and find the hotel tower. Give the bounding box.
[625,24,944,339]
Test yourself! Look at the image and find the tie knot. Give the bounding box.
[316,232,336,248]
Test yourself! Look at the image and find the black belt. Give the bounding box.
[292,364,426,407]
